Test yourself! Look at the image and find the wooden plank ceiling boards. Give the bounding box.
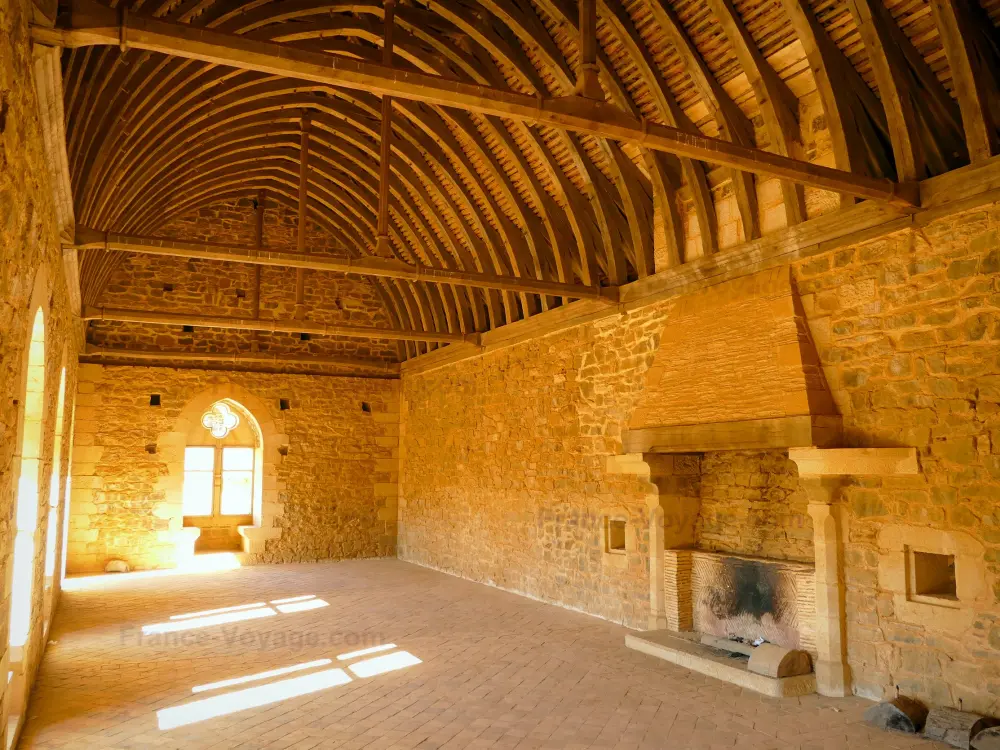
[32,0,1000,374]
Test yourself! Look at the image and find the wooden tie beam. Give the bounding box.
[82,305,480,344]
[69,227,617,301]
[84,344,401,373]
[32,0,919,208]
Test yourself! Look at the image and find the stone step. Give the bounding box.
[625,630,816,698]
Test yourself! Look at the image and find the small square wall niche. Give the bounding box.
[910,550,957,601]
[606,518,626,554]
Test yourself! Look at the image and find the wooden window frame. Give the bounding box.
[183,444,253,526]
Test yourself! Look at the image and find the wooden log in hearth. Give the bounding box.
[925,708,999,749]
[747,644,812,678]
[864,696,928,734]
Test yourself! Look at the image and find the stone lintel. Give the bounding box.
[623,415,842,454]
[789,447,919,477]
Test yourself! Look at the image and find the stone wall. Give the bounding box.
[1,5,81,745]
[86,197,401,373]
[790,205,1000,713]
[400,200,1000,713]
[69,364,399,573]
[697,451,813,563]
[399,310,665,628]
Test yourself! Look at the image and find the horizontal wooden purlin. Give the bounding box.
[82,305,476,344]
[31,0,918,208]
[70,228,615,302]
[83,344,401,373]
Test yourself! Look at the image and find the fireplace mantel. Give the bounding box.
[624,415,842,454]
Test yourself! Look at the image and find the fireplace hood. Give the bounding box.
[624,266,841,454]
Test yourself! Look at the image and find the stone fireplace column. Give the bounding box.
[790,447,918,698]
[801,476,851,697]
[647,505,667,630]
[605,453,664,630]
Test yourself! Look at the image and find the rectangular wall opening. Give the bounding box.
[606,519,626,554]
[911,550,957,600]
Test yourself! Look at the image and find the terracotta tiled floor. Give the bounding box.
[20,559,945,749]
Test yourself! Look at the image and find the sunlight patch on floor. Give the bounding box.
[192,659,333,694]
[142,606,276,635]
[158,648,421,730]
[274,598,328,614]
[170,602,266,621]
[346,651,421,678]
[336,643,397,661]
[158,668,352,730]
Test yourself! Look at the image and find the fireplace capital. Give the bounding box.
[788,447,919,477]
[799,475,848,507]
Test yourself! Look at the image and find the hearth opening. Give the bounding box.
[910,550,957,601]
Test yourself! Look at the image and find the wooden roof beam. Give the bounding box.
[84,344,402,374]
[575,0,603,100]
[375,0,396,259]
[82,304,479,344]
[778,0,896,202]
[703,0,806,226]
[646,0,760,239]
[32,0,919,208]
[295,110,310,313]
[846,0,967,179]
[929,0,1000,164]
[68,227,618,302]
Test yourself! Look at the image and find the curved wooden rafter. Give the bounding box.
[776,0,895,197]
[47,0,1000,366]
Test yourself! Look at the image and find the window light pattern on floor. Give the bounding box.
[192,659,333,694]
[157,649,421,730]
[158,668,353,730]
[143,593,328,635]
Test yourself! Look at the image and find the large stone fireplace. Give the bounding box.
[621,267,921,698]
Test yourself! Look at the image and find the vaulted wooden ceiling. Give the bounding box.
[42,0,1000,364]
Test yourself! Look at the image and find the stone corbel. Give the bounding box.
[789,447,920,698]
[788,447,918,477]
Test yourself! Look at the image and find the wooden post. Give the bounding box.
[802,476,852,697]
[252,188,265,352]
[295,111,311,315]
[375,0,396,259]
[575,0,603,100]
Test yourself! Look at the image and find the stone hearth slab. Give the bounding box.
[625,629,817,698]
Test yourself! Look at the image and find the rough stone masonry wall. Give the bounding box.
[87,197,400,373]
[69,364,399,573]
[1,3,81,743]
[697,451,814,564]
[401,200,1000,713]
[791,205,1000,713]
[399,310,666,628]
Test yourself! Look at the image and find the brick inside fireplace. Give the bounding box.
[691,551,816,652]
